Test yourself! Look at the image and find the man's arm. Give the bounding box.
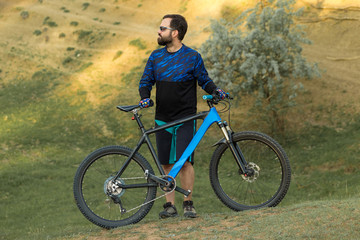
[139,55,155,99]
[194,53,217,94]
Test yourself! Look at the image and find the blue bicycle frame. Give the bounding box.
[115,99,248,196]
[168,107,221,178]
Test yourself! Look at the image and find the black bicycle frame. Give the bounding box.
[114,105,248,194]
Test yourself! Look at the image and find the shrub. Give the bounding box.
[129,38,147,50]
[70,21,78,26]
[201,0,320,132]
[20,11,29,19]
[33,30,42,36]
[82,3,90,10]
[43,16,58,27]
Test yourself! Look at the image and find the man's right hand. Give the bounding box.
[139,98,153,108]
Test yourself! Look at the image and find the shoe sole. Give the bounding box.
[159,214,179,219]
[184,213,197,218]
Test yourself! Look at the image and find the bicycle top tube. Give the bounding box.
[116,94,230,179]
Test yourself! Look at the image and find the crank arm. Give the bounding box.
[146,173,191,196]
[175,186,191,197]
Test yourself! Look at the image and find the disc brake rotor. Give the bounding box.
[242,162,260,183]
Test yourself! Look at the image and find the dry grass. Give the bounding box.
[67,198,360,240]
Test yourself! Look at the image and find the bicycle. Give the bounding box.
[73,94,291,229]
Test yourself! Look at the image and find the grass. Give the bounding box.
[0,1,359,239]
[0,67,359,239]
[60,198,360,239]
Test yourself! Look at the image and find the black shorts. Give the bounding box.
[155,119,196,165]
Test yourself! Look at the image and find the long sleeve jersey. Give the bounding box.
[139,44,217,122]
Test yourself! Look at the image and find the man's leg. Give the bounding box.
[162,164,175,204]
[180,161,197,218]
[179,161,194,201]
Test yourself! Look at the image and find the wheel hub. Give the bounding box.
[104,176,125,197]
[242,162,260,183]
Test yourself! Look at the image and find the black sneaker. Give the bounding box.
[159,202,178,219]
[183,200,197,218]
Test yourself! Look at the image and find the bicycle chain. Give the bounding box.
[115,174,175,214]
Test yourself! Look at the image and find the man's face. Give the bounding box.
[158,18,173,46]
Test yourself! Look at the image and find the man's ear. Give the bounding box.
[171,29,179,39]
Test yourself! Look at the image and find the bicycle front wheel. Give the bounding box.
[209,131,291,211]
[73,146,157,228]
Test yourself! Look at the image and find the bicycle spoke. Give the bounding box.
[73,146,157,228]
[210,132,291,210]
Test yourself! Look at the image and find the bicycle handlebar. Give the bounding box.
[202,95,214,100]
[203,93,232,102]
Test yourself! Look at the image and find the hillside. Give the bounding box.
[71,198,360,240]
[1,0,359,112]
[0,0,359,239]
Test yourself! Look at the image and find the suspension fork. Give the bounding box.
[218,121,248,174]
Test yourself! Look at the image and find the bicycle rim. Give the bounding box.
[73,146,157,228]
[210,131,291,210]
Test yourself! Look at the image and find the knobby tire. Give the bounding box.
[209,131,291,211]
[73,146,157,229]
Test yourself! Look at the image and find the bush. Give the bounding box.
[129,38,147,50]
[70,21,78,26]
[201,0,320,133]
[82,3,90,10]
[33,30,42,36]
[43,16,58,27]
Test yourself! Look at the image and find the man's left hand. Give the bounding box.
[215,88,227,100]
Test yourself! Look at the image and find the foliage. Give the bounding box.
[20,11,29,19]
[82,2,90,11]
[73,29,109,45]
[129,38,147,50]
[43,16,58,27]
[113,50,123,61]
[70,21,79,26]
[201,0,320,132]
[33,29,42,36]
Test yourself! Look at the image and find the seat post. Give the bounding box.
[132,109,145,133]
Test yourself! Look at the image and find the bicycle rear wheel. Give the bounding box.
[73,146,157,228]
[209,131,291,211]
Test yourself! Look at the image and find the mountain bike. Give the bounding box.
[73,94,291,229]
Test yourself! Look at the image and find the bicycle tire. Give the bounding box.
[209,131,291,211]
[73,145,157,228]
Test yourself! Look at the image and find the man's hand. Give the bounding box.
[215,88,227,100]
[139,98,153,108]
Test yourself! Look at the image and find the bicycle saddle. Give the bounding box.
[117,105,139,112]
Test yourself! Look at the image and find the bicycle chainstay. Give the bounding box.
[110,172,176,214]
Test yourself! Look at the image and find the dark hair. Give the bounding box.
[162,14,188,41]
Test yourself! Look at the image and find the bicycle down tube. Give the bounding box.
[168,107,221,178]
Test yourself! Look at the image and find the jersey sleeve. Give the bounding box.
[194,53,217,94]
[139,54,156,99]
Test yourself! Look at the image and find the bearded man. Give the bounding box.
[138,14,226,219]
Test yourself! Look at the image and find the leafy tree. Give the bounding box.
[201,0,320,132]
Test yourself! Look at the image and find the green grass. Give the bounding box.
[0,68,359,239]
[1,1,358,239]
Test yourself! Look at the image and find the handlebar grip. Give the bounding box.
[202,95,213,100]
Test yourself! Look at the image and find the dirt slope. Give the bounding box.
[0,0,359,113]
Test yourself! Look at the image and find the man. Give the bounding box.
[138,14,226,219]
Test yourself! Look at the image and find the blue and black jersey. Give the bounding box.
[139,44,217,122]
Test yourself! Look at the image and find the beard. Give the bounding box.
[157,34,172,46]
